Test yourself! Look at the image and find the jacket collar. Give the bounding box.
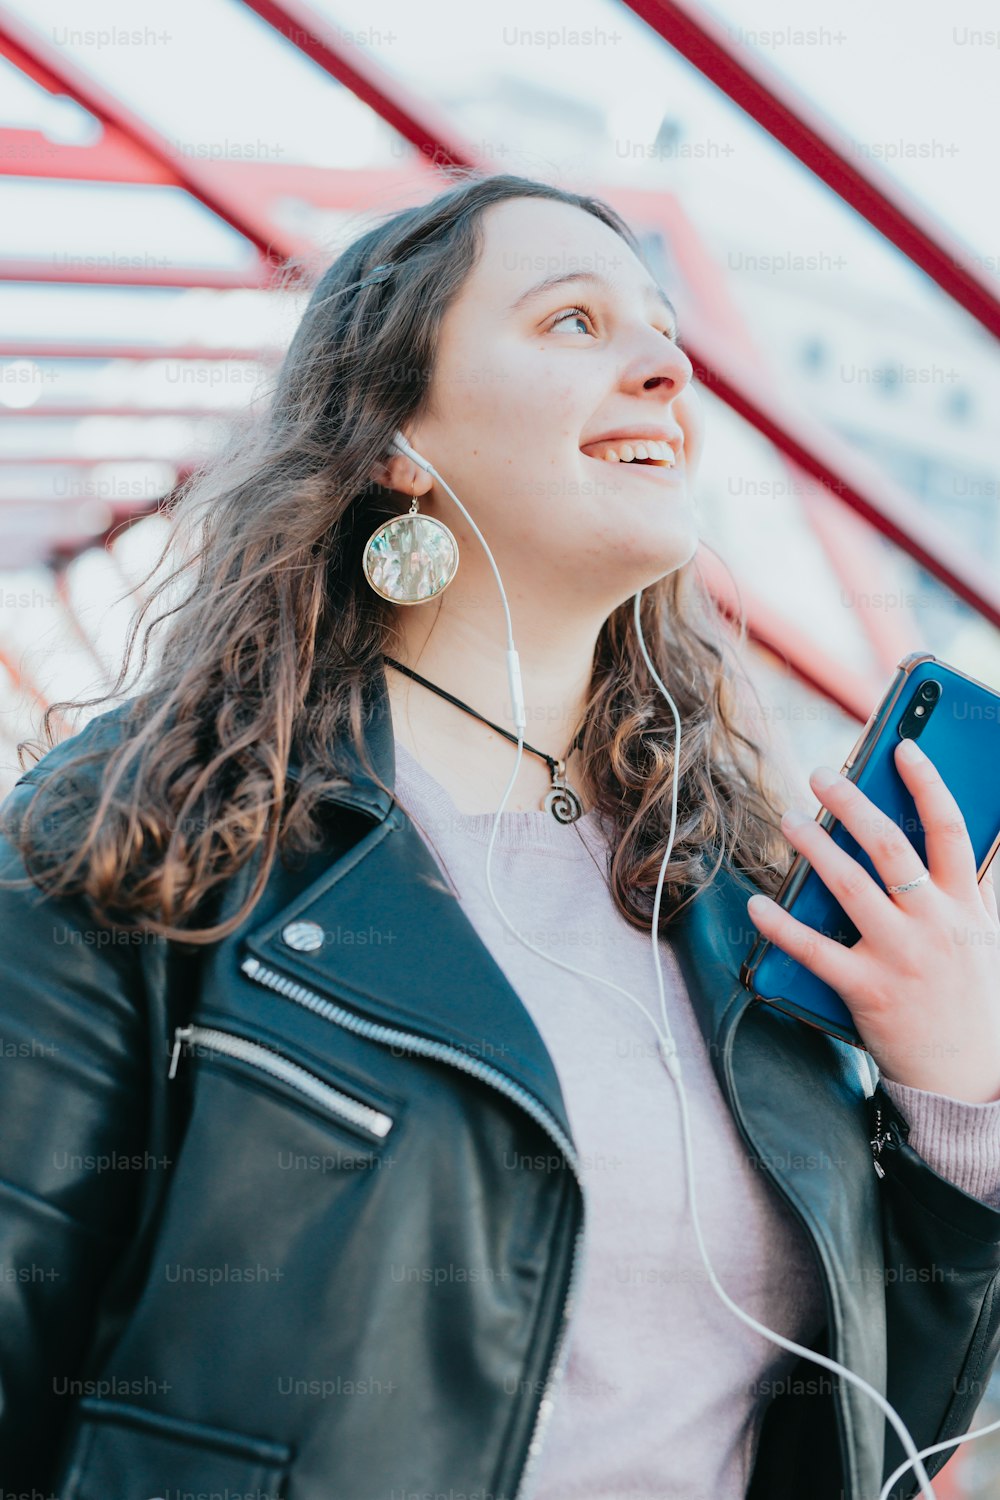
[256,658,766,1140]
[324,654,761,968]
[308,655,765,1046]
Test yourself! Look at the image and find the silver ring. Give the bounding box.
[886,871,930,895]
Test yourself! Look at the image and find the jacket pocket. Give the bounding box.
[929,1268,1000,1457]
[169,1022,396,1142]
[58,1396,292,1500]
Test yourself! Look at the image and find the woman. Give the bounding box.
[2,172,999,1500]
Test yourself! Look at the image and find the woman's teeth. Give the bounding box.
[585,440,676,466]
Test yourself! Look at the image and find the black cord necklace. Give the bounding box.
[383,654,586,824]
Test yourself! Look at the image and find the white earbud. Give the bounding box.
[391,430,433,473]
[383,436,984,1499]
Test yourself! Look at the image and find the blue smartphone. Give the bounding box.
[740,652,1000,1048]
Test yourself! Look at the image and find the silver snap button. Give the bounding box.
[281,919,325,952]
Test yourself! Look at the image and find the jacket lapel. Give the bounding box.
[267,664,768,1141]
[244,805,578,1142]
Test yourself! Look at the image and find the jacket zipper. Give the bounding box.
[168,1023,395,1140]
[717,1019,861,1499]
[870,1106,889,1179]
[869,1102,906,1180]
[238,954,584,1500]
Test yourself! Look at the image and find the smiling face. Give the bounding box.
[398,195,704,618]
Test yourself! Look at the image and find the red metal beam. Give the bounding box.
[799,484,920,678]
[696,544,875,722]
[0,343,282,361]
[0,457,199,467]
[0,259,273,289]
[0,644,60,724]
[626,190,928,674]
[689,324,1000,630]
[621,0,1000,341]
[614,184,928,671]
[9,406,253,419]
[0,125,170,183]
[241,0,485,168]
[742,631,867,725]
[0,5,296,275]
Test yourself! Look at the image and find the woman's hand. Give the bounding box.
[746,736,1000,1103]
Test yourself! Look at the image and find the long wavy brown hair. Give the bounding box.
[3,170,793,944]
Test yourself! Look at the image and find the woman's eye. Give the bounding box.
[549,306,595,335]
[548,306,683,346]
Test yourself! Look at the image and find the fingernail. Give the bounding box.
[810,765,838,791]
[781,807,811,828]
[898,737,924,762]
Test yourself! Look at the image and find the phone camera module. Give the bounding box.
[899,678,941,741]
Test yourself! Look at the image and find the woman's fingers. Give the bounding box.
[890,738,979,899]
[749,744,991,1001]
[778,805,902,944]
[747,888,859,997]
[804,762,936,910]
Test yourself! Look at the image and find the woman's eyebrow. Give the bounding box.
[508,270,678,329]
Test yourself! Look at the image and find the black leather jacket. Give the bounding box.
[2,667,999,1500]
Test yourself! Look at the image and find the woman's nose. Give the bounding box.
[625,331,693,396]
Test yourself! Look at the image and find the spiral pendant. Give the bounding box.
[544,781,583,824]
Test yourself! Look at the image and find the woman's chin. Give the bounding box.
[637,510,700,569]
[581,529,699,606]
[640,534,700,590]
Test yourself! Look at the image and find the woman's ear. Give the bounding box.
[369,452,434,496]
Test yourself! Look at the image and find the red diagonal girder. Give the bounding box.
[697,545,876,721]
[623,187,922,674]
[0,261,274,288]
[0,4,296,274]
[690,323,1000,629]
[12,406,258,419]
[800,485,919,679]
[0,126,171,182]
[240,0,485,168]
[0,343,283,361]
[0,643,59,722]
[0,457,200,467]
[621,0,1000,341]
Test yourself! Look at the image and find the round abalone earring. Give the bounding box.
[362,489,460,605]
